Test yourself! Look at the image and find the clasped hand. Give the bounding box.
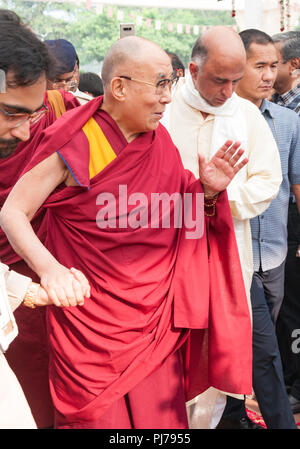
[35,266,90,307]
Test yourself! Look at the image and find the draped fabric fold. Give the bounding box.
[0,89,80,266]
[0,89,80,429]
[22,96,252,428]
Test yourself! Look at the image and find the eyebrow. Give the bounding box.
[216,76,244,83]
[55,75,74,82]
[0,102,44,114]
[157,72,174,80]
[255,60,279,65]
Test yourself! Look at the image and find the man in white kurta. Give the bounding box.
[167,26,282,429]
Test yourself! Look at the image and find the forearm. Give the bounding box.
[0,207,60,278]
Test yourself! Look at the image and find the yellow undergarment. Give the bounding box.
[82,116,117,179]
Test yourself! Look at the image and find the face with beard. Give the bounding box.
[0,137,21,159]
[0,73,47,159]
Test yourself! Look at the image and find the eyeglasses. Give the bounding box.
[0,104,49,128]
[50,79,77,90]
[118,75,179,95]
[49,71,77,91]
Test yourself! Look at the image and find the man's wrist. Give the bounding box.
[203,189,219,199]
[23,282,39,308]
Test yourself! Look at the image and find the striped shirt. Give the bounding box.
[250,99,300,271]
[272,83,300,115]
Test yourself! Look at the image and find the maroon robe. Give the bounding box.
[0,89,80,428]
[23,96,252,428]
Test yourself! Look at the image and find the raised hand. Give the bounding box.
[198,140,248,197]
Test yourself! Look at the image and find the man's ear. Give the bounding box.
[289,57,300,72]
[110,77,126,101]
[189,61,199,81]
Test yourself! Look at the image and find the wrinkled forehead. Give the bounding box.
[204,52,245,79]
[125,52,173,80]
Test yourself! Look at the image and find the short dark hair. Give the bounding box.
[166,52,185,76]
[239,29,274,53]
[272,31,300,63]
[191,36,208,70]
[0,11,57,87]
[79,72,104,97]
[0,8,21,24]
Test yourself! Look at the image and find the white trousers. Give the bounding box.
[0,352,36,429]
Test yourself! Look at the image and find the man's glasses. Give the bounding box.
[49,71,77,91]
[50,79,77,90]
[118,75,179,95]
[0,104,49,128]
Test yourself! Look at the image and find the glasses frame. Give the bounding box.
[49,70,77,90]
[0,104,49,129]
[118,75,179,94]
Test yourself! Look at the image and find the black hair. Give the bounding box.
[0,8,21,24]
[79,72,103,97]
[239,29,274,53]
[166,51,185,76]
[0,10,57,87]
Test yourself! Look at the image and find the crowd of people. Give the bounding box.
[0,7,299,430]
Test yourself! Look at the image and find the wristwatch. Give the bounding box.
[23,282,39,309]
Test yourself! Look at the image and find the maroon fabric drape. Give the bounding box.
[23,97,252,428]
[0,89,80,428]
[0,89,80,265]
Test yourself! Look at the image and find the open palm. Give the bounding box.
[198,140,248,196]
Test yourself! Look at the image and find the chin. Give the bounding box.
[0,140,20,158]
[0,147,17,159]
[211,98,227,107]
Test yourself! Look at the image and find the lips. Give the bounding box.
[215,98,227,105]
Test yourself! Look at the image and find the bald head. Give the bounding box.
[100,36,172,142]
[101,36,169,89]
[190,26,246,107]
[192,26,246,70]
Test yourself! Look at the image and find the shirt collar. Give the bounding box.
[260,98,274,118]
[273,83,300,104]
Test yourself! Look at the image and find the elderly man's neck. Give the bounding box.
[100,98,140,143]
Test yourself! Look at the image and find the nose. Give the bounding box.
[160,86,172,104]
[221,81,234,99]
[262,66,276,82]
[10,119,30,142]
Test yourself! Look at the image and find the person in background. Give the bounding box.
[272,30,300,416]
[166,51,185,78]
[0,14,82,428]
[0,11,89,429]
[167,25,282,429]
[79,72,104,98]
[218,28,299,429]
[69,54,94,104]
[45,39,77,92]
